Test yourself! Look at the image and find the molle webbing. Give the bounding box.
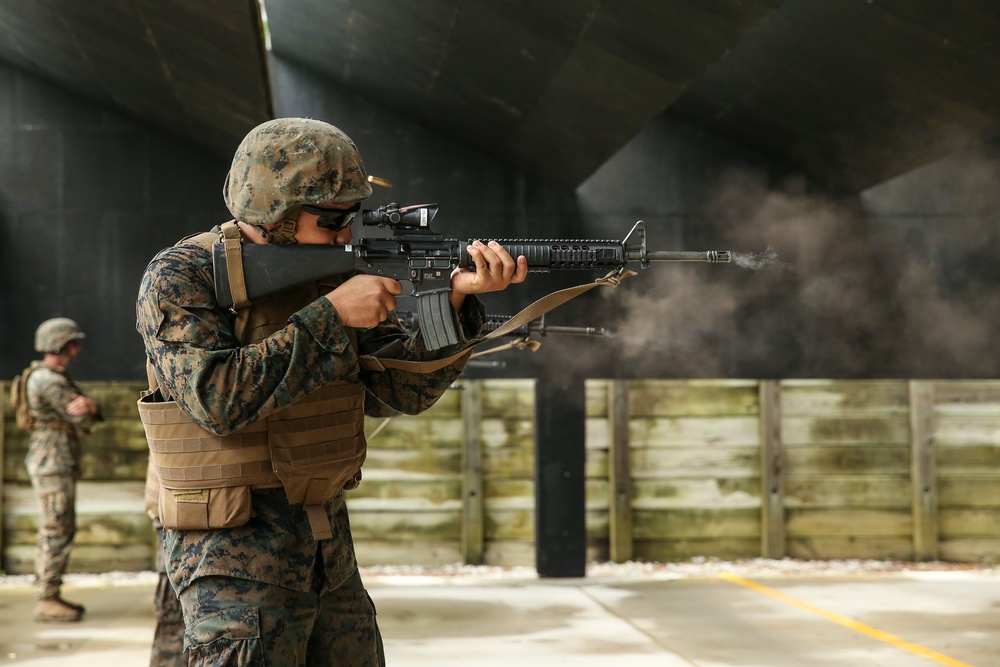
[138,392,280,490]
[266,383,367,540]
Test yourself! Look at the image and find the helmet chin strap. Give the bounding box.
[261,209,300,245]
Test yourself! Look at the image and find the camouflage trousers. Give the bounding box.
[151,526,185,667]
[178,568,384,666]
[30,473,76,600]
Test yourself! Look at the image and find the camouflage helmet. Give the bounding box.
[35,317,85,353]
[223,117,373,228]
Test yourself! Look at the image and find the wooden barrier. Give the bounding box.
[4,378,1000,574]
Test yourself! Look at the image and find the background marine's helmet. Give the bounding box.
[223,117,373,228]
[35,317,86,353]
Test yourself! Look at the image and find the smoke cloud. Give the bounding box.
[525,150,1000,379]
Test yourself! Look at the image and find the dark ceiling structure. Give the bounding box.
[0,0,998,192]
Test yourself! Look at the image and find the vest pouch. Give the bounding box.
[159,485,252,530]
[267,383,367,539]
[139,388,279,533]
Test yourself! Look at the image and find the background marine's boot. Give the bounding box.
[34,596,83,622]
[56,596,85,613]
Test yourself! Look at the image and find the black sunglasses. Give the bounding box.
[302,202,362,231]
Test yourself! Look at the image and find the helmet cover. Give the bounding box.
[35,317,85,353]
[224,117,373,227]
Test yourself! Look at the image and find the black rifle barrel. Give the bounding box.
[643,250,732,263]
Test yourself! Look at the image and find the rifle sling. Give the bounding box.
[221,221,251,311]
[359,268,637,373]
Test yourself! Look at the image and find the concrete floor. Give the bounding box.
[0,569,996,666]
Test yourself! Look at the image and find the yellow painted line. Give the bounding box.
[718,573,976,667]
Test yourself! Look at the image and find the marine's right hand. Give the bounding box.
[326,275,403,329]
[66,394,98,416]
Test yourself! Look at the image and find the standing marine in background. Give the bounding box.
[135,117,527,665]
[12,317,103,622]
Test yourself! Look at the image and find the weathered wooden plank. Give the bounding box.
[482,447,534,477]
[932,414,1000,444]
[4,544,153,575]
[586,416,610,450]
[782,416,911,445]
[939,538,1000,563]
[939,508,1000,535]
[785,536,913,561]
[6,481,146,514]
[362,417,464,449]
[483,479,534,504]
[479,418,534,449]
[361,449,461,477]
[345,497,462,512]
[345,479,461,504]
[354,540,463,568]
[349,510,459,541]
[928,445,1000,472]
[634,538,760,562]
[759,380,783,559]
[630,416,760,447]
[932,381,1000,411]
[7,513,154,547]
[77,381,147,419]
[586,540,610,564]
[909,380,938,561]
[784,477,911,508]
[632,508,759,540]
[783,445,911,475]
[608,380,633,563]
[938,477,1000,506]
[585,479,609,512]
[779,381,909,415]
[585,448,609,478]
[0,380,6,561]
[479,380,535,418]
[785,508,911,536]
[485,508,534,540]
[585,379,608,418]
[631,446,759,478]
[586,508,609,538]
[631,478,760,509]
[462,380,484,565]
[482,540,535,567]
[629,380,759,417]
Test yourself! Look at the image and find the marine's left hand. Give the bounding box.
[450,241,528,311]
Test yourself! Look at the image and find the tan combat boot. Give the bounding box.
[56,596,86,613]
[34,596,83,622]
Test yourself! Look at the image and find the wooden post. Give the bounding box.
[608,380,633,563]
[0,381,6,564]
[759,380,785,558]
[909,380,939,561]
[461,380,484,565]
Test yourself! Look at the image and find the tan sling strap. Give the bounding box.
[220,221,251,311]
[357,267,638,373]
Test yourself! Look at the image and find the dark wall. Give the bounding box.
[0,61,231,381]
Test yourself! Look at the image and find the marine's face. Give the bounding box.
[293,202,358,246]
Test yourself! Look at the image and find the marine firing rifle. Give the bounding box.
[212,203,731,350]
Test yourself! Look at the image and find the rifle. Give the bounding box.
[212,203,731,350]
